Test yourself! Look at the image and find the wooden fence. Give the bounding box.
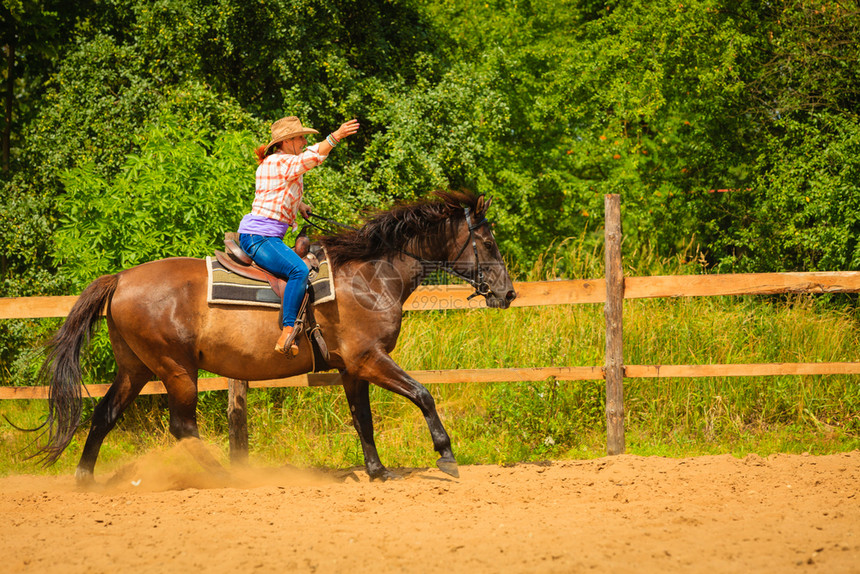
[2,195,860,458]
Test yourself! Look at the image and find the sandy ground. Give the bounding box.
[0,444,857,574]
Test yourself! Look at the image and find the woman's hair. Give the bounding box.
[254,143,271,165]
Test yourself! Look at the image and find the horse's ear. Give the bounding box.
[477,195,492,216]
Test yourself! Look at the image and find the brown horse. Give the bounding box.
[36,190,516,483]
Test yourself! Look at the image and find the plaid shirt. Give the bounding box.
[251,144,325,228]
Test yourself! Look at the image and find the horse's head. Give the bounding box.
[439,192,517,309]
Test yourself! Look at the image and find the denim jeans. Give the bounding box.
[239,234,309,328]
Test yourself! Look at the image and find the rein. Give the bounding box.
[306,212,359,234]
[306,209,494,300]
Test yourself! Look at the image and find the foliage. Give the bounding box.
[421,0,860,267]
[1,0,94,173]
[1,24,261,296]
[55,113,256,287]
[716,113,860,271]
[5,0,860,290]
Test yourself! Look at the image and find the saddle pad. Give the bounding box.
[206,257,281,309]
[205,250,336,308]
[310,255,335,304]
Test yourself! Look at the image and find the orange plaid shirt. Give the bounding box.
[251,144,326,229]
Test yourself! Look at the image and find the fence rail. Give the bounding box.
[5,361,859,401]
[2,195,859,455]
[5,272,860,320]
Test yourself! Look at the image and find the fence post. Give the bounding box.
[604,194,625,455]
[227,378,249,464]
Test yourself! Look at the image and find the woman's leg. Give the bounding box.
[239,234,309,327]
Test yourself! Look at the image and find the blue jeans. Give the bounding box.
[239,234,309,328]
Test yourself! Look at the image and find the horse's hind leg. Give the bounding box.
[342,373,398,481]
[76,335,153,485]
[162,367,201,442]
[160,364,227,478]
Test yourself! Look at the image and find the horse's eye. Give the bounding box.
[483,241,494,250]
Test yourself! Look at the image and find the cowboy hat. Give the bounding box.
[264,116,320,154]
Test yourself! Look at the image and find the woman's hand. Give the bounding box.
[299,201,313,220]
[333,119,360,141]
[318,118,360,157]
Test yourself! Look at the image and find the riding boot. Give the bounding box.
[275,325,300,356]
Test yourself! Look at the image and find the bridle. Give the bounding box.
[306,207,496,300]
[442,207,493,300]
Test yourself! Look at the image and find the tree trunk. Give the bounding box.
[3,37,14,174]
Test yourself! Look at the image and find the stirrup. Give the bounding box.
[275,322,302,357]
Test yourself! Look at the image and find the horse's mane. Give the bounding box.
[320,190,483,267]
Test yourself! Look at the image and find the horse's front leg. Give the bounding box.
[353,351,458,478]
[341,372,398,481]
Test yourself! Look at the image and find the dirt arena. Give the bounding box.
[1,444,857,573]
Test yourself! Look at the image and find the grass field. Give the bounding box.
[2,241,858,477]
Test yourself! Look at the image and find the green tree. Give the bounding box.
[716,114,860,272]
[55,113,257,288]
[710,1,860,271]
[1,0,93,173]
[423,0,860,271]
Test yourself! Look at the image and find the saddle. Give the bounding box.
[215,231,329,361]
[216,232,319,296]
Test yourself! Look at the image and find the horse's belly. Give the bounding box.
[197,305,317,380]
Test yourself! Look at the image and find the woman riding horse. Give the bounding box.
[35,189,516,484]
[238,116,360,355]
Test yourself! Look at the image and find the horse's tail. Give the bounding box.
[35,274,119,465]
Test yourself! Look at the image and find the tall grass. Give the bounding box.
[1,237,858,476]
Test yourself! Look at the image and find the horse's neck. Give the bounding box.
[389,237,448,302]
[388,254,431,304]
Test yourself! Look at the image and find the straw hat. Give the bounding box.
[264,116,320,154]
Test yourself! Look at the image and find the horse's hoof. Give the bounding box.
[436,457,460,479]
[369,468,400,482]
[74,467,95,488]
